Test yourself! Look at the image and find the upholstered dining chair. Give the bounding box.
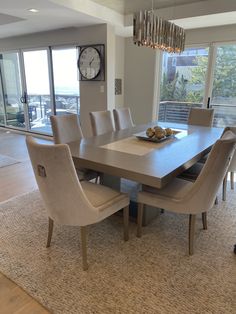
[222,127,236,200]
[113,108,134,131]
[188,108,214,127]
[181,127,236,201]
[50,114,99,182]
[26,136,129,270]
[89,110,115,136]
[136,131,236,255]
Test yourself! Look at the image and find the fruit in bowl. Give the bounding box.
[146,126,174,140]
[165,128,173,136]
[155,128,166,139]
[146,127,155,138]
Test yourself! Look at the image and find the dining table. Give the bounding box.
[68,122,224,224]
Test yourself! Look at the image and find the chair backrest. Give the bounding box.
[224,126,236,172]
[184,130,236,213]
[188,108,214,127]
[50,114,83,144]
[26,136,98,226]
[89,110,115,136]
[113,108,134,131]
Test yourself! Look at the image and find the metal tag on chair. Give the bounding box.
[37,165,47,177]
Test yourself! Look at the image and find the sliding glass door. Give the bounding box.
[158,43,236,127]
[23,49,53,134]
[158,47,209,124]
[210,44,236,127]
[0,52,26,129]
[0,74,5,125]
[0,45,80,135]
[51,47,80,116]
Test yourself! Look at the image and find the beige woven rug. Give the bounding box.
[0,189,236,313]
[0,154,20,168]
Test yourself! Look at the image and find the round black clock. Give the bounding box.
[78,46,101,80]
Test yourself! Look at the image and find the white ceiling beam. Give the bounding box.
[125,0,236,26]
[49,0,124,27]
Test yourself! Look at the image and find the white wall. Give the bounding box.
[186,24,236,45]
[106,25,116,112]
[124,38,159,125]
[115,36,125,108]
[0,24,117,137]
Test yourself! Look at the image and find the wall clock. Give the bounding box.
[78,44,105,81]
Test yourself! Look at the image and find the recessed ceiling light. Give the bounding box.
[28,8,39,13]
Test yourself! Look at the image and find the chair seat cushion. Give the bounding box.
[143,178,193,199]
[81,181,129,211]
[138,178,193,214]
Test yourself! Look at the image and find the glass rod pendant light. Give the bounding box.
[133,1,185,53]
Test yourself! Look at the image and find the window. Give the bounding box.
[158,47,209,124]
[210,44,236,127]
[0,45,80,135]
[52,47,80,116]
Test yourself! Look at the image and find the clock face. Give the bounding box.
[78,47,101,80]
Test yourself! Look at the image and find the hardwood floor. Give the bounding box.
[0,129,51,314]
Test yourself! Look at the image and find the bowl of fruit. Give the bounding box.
[135,126,178,143]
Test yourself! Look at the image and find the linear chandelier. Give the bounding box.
[133,5,185,53]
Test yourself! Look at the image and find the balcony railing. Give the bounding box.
[158,101,236,127]
[158,101,202,124]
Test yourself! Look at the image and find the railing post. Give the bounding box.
[164,102,167,122]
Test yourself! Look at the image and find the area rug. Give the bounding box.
[0,154,20,168]
[0,189,236,314]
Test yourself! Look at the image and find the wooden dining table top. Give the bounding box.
[68,122,224,189]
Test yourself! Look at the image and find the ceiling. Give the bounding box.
[0,0,236,39]
[92,0,208,14]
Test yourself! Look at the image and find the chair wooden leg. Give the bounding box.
[80,226,88,271]
[222,173,228,201]
[230,172,234,190]
[123,206,129,241]
[46,217,54,248]
[202,212,207,230]
[161,209,165,214]
[137,203,144,238]
[214,196,218,205]
[189,214,196,256]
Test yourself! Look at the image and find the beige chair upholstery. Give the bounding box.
[26,136,129,270]
[137,131,236,255]
[188,108,214,127]
[50,114,98,182]
[50,114,83,144]
[181,127,236,201]
[220,127,236,200]
[89,110,115,136]
[113,108,134,131]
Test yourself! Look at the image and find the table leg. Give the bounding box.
[100,175,160,226]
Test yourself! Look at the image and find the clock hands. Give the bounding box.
[89,57,94,67]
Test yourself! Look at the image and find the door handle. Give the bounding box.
[20,92,27,104]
